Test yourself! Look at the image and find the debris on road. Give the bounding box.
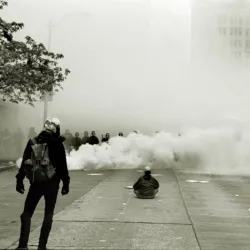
[186,180,209,184]
[87,173,103,176]
[125,185,133,189]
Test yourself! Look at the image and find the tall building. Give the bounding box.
[191,0,250,66]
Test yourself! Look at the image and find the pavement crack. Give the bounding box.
[54,219,192,226]
[172,169,202,250]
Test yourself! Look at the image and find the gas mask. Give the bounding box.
[44,117,60,134]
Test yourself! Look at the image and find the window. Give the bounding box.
[230,27,234,35]
[239,16,243,25]
[223,15,227,25]
[239,28,242,36]
[246,40,250,49]
[246,28,250,37]
[234,27,238,36]
[230,16,234,25]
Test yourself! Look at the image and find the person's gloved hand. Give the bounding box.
[58,135,66,143]
[25,159,32,165]
[16,182,25,194]
[61,182,69,195]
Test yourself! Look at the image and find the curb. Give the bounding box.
[0,165,17,172]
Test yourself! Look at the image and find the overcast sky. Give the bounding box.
[2,0,249,135]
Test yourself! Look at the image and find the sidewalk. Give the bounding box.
[0,169,110,250]
[0,161,16,172]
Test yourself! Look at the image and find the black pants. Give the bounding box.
[134,189,158,199]
[18,178,60,248]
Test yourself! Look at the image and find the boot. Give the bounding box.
[15,247,28,250]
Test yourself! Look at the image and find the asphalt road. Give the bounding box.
[1,168,250,250]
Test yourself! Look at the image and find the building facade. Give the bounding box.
[191,0,250,66]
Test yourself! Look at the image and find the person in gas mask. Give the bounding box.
[73,132,82,151]
[133,166,159,199]
[88,131,99,145]
[63,129,73,153]
[101,133,110,143]
[15,117,70,250]
[81,131,89,145]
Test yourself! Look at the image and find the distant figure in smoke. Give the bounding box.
[81,131,89,145]
[133,166,159,199]
[118,132,123,136]
[73,132,82,151]
[88,131,99,145]
[63,129,73,152]
[2,128,12,157]
[14,128,24,158]
[101,133,110,143]
[15,117,70,250]
[28,127,37,139]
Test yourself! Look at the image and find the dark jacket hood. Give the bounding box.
[36,130,54,143]
[36,130,65,144]
[143,174,152,180]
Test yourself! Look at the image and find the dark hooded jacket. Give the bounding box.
[16,130,70,185]
[73,137,82,151]
[133,173,159,197]
[88,136,99,145]
[81,136,89,145]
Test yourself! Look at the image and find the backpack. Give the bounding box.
[25,138,56,183]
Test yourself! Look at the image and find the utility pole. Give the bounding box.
[42,12,91,125]
[43,20,52,124]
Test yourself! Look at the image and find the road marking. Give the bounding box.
[186,180,209,184]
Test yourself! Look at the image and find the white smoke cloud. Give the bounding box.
[15,127,250,176]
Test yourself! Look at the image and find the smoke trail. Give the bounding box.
[15,128,250,176]
[65,128,250,175]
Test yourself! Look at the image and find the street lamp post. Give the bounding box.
[42,12,91,125]
[43,20,52,124]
